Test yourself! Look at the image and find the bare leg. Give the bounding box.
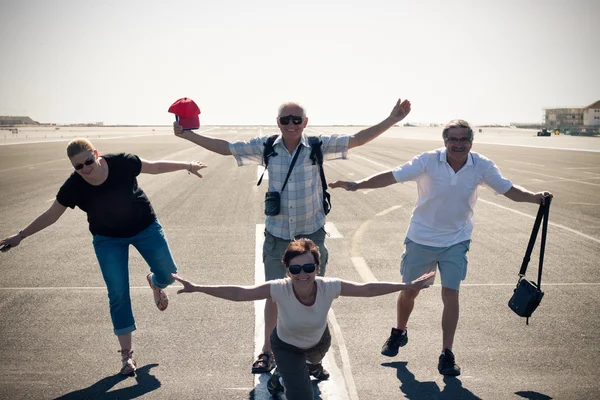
[396,289,420,330]
[118,332,132,350]
[441,287,460,350]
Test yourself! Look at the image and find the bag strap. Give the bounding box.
[536,197,551,289]
[280,146,303,193]
[518,196,552,289]
[257,135,279,186]
[308,136,332,212]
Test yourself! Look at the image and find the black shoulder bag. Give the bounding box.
[508,196,551,324]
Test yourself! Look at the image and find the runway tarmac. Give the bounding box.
[0,126,599,399]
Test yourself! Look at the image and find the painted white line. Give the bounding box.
[504,167,600,187]
[478,198,600,245]
[352,154,391,169]
[0,158,65,173]
[0,127,219,147]
[566,166,600,170]
[351,257,378,283]
[326,309,359,400]
[325,222,344,238]
[505,160,545,167]
[253,224,271,399]
[567,202,600,206]
[376,205,402,217]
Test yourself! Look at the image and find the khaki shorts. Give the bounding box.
[263,228,328,281]
[400,237,470,290]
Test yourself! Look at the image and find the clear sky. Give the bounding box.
[0,0,598,126]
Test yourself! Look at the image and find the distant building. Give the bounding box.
[0,116,39,126]
[544,100,600,129]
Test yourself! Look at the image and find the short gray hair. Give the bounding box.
[278,102,306,118]
[442,119,473,140]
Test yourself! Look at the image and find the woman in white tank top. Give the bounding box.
[173,238,433,400]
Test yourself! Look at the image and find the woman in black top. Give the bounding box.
[0,138,206,376]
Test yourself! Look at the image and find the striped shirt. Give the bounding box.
[230,134,349,240]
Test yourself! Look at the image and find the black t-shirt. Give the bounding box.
[56,153,156,238]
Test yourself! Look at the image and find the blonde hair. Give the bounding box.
[66,138,94,159]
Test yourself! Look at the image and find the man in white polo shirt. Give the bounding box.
[329,119,552,376]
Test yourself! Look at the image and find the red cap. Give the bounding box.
[168,97,201,130]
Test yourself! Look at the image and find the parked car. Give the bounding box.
[537,128,551,136]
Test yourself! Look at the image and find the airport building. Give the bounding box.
[544,100,600,130]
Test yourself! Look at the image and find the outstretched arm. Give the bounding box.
[173,123,232,155]
[329,170,397,191]
[0,200,67,252]
[348,99,411,149]
[340,272,435,297]
[503,186,552,205]
[140,159,207,178]
[172,274,271,301]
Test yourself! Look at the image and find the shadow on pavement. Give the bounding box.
[54,363,161,400]
[382,361,481,399]
[248,372,323,399]
[515,390,553,399]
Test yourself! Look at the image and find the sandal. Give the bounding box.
[147,273,168,311]
[251,352,275,374]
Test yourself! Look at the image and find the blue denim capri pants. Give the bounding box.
[92,219,178,335]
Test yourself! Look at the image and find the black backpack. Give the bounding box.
[257,135,331,215]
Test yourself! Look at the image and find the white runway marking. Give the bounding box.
[352,154,391,169]
[566,166,600,170]
[505,167,600,187]
[478,198,600,245]
[505,160,545,167]
[324,222,344,238]
[0,128,219,147]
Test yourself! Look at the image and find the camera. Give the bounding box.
[264,191,281,216]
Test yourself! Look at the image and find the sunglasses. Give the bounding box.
[288,263,317,274]
[73,158,95,170]
[446,137,472,144]
[279,115,304,125]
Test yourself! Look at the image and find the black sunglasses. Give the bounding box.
[288,263,317,274]
[279,115,304,125]
[73,158,95,170]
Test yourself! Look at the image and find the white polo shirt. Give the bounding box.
[392,148,513,247]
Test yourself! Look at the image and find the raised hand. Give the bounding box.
[390,99,411,122]
[173,122,184,136]
[172,273,198,294]
[188,161,208,178]
[328,181,359,191]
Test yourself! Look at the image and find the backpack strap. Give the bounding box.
[257,135,278,186]
[308,136,332,214]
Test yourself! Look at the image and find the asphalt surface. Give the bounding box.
[0,126,599,400]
